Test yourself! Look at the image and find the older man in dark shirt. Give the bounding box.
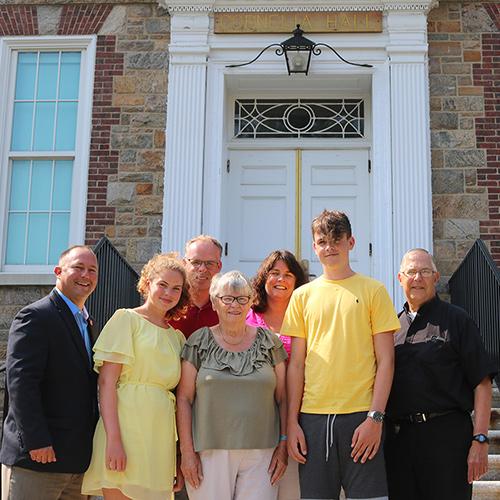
[385,248,496,500]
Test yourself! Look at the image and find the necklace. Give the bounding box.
[216,326,247,346]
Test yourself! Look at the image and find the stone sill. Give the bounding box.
[0,274,55,286]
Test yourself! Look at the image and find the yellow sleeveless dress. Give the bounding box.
[82,309,185,500]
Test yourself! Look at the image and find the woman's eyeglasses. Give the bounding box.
[217,295,251,305]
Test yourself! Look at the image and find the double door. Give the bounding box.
[223,149,371,278]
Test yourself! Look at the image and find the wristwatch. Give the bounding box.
[472,434,489,444]
[367,410,385,423]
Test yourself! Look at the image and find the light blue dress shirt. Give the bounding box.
[54,288,92,361]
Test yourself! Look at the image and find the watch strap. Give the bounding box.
[472,433,489,444]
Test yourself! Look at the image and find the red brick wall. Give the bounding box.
[86,35,123,245]
[476,6,500,263]
[58,4,113,35]
[0,5,37,35]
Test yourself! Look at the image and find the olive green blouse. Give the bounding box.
[181,326,287,451]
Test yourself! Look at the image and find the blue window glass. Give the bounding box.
[52,161,73,210]
[37,52,59,100]
[33,102,55,150]
[59,52,81,100]
[6,50,82,267]
[26,213,49,264]
[49,213,70,264]
[11,102,33,150]
[5,214,27,265]
[15,52,37,100]
[9,160,30,211]
[30,161,52,211]
[55,102,77,150]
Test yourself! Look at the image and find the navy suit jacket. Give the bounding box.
[0,290,99,473]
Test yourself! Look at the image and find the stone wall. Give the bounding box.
[0,286,53,361]
[429,1,499,279]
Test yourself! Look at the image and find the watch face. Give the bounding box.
[473,434,488,443]
[369,411,384,423]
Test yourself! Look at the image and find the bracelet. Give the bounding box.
[279,434,288,442]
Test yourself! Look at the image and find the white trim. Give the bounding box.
[161,1,438,14]
[0,273,56,286]
[0,35,96,276]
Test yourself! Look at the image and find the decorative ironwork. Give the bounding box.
[449,239,500,387]
[226,25,372,75]
[234,98,365,138]
[86,237,141,331]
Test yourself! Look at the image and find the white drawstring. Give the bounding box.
[325,414,336,461]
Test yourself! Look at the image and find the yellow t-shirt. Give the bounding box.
[282,273,400,414]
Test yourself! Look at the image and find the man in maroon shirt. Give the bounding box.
[170,235,222,338]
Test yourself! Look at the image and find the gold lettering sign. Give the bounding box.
[214,11,383,34]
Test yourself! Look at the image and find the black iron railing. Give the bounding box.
[87,237,141,332]
[449,239,500,387]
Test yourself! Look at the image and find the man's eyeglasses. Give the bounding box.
[217,295,251,305]
[402,268,435,278]
[186,258,219,270]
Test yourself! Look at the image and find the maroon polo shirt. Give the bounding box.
[169,301,219,339]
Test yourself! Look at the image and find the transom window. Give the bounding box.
[0,37,95,276]
[234,98,365,139]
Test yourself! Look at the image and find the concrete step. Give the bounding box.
[492,388,500,409]
[489,430,500,454]
[491,409,500,430]
[472,480,500,500]
[483,455,500,481]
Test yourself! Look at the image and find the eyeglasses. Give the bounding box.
[402,268,436,278]
[186,258,219,270]
[217,295,251,305]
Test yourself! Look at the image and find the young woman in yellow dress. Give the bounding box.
[82,253,190,500]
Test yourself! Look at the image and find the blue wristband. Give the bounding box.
[279,434,287,442]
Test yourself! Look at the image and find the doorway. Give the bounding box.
[222,148,371,278]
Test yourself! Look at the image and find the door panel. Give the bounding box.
[224,150,295,276]
[301,150,370,277]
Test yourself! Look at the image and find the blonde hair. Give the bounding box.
[137,253,191,320]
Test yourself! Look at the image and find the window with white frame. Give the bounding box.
[0,37,95,275]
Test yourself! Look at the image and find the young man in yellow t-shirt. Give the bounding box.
[282,210,400,500]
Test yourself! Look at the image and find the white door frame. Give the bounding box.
[162,1,435,304]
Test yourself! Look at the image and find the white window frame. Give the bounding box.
[0,36,96,284]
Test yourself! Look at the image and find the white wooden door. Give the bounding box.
[223,149,371,278]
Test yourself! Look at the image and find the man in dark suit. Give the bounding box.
[1,245,99,499]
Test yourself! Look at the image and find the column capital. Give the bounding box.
[386,10,429,62]
[169,12,210,64]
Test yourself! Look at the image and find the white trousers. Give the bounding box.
[186,449,278,500]
[278,459,300,500]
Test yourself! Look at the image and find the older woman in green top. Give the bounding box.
[176,270,288,500]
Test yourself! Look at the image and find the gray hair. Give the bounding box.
[400,248,437,272]
[209,270,253,301]
[185,234,223,257]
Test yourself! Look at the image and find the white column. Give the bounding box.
[387,11,433,306]
[371,60,394,296]
[161,12,210,254]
